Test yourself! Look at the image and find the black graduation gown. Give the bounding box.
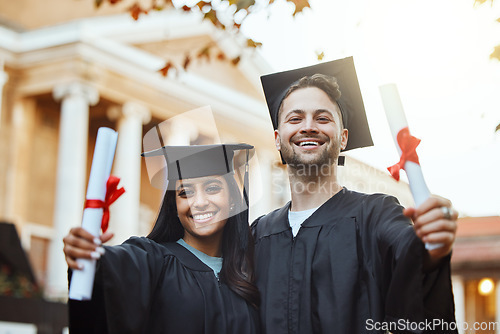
[68,237,260,334]
[251,188,456,334]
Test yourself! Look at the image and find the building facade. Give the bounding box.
[2,2,482,332]
[451,216,500,334]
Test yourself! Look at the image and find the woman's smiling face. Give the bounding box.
[175,175,231,241]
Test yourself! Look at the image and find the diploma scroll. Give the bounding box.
[69,127,118,300]
[379,84,442,250]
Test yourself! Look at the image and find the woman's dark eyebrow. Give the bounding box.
[176,183,192,191]
[177,179,223,191]
[203,179,223,187]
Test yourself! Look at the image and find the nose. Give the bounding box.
[300,116,319,134]
[189,190,210,210]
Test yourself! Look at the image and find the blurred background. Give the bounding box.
[0,0,499,332]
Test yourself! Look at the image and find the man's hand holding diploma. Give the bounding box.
[379,83,458,262]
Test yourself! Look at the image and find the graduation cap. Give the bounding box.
[142,143,251,185]
[142,144,253,216]
[260,56,373,164]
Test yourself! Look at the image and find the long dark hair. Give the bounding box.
[147,174,260,308]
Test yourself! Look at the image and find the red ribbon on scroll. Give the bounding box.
[84,176,125,233]
[387,127,421,181]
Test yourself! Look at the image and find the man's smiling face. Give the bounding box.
[275,86,348,168]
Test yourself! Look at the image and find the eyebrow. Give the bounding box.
[283,109,305,119]
[176,183,189,191]
[203,179,223,187]
[314,109,336,118]
[284,109,336,119]
[176,178,223,191]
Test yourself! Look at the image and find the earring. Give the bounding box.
[230,204,235,211]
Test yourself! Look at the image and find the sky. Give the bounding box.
[242,0,500,217]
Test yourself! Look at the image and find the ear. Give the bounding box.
[340,128,348,150]
[274,130,281,151]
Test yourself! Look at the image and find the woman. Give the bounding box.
[64,144,260,334]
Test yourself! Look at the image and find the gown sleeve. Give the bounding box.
[369,195,456,333]
[68,237,166,334]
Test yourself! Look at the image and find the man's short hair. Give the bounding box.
[277,74,344,128]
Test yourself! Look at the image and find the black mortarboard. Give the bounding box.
[142,143,253,219]
[260,56,373,154]
[143,143,252,206]
[142,143,251,184]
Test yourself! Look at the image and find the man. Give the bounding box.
[252,57,457,334]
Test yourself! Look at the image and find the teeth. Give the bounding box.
[193,213,214,220]
[299,141,319,146]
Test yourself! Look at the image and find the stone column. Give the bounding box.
[46,82,98,299]
[452,275,466,334]
[4,99,36,225]
[108,102,151,244]
[165,117,196,146]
